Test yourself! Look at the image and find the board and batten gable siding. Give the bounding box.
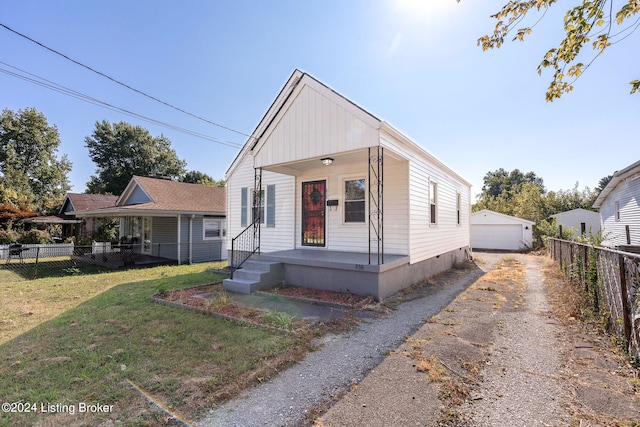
[600,175,640,246]
[252,81,379,168]
[379,129,471,265]
[226,153,295,253]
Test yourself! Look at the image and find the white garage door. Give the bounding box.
[471,224,523,251]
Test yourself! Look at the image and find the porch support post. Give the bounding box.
[254,167,262,254]
[368,146,384,265]
[177,214,181,265]
[189,214,194,264]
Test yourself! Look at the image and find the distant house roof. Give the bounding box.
[471,209,535,226]
[61,193,118,216]
[593,159,640,208]
[73,176,226,217]
[549,208,600,219]
[21,193,118,225]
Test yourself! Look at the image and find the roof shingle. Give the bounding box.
[121,176,226,213]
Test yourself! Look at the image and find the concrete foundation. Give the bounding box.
[251,246,471,300]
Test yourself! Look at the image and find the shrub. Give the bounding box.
[0,229,21,244]
[20,229,53,244]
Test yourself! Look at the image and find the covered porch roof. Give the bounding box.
[259,146,407,176]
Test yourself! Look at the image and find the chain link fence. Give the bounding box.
[0,241,226,280]
[549,238,640,360]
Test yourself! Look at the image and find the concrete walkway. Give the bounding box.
[197,256,493,427]
[196,290,351,322]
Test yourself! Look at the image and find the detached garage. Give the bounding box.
[471,210,535,251]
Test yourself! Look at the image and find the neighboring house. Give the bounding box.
[224,69,472,300]
[549,208,601,239]
[593,159,640,251]
[471,210,534,251]
[21,193,118,239]
[73,176,227,264]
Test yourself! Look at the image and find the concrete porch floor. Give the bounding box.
[256,249,409,273]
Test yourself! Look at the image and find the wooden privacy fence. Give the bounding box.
[549,238,640,360]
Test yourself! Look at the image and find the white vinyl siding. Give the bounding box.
[289,156,408,256]
[380,130,471,265]
[549,209,601,238]
[600,174,640,247]
[226,73,470,264]
[226,154,295,253]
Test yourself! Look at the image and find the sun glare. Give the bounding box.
[393,0,457,21]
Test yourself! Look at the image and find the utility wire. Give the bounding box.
[0,22,253,139]
[0,61,244,149]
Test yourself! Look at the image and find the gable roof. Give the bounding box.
[593,159,640,208]
[72,176,226,216]
[471,209,535,226]
[226,69,471,187]
[60,193,118,216]
[226,69,380,177]
[549,208,600,219]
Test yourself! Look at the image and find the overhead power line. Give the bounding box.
[0,61,244,149]
[0,22,253,139]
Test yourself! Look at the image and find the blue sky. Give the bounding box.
[2,0,638,199]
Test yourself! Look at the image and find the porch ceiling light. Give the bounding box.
[321,157,334,166]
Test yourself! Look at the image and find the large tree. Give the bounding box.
[86,121,187,195]
[0,108,71,214]
[180,170,225,187]
[480,168,545,199]
[474,0,640,100]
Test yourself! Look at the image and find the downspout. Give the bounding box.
[177,214,181,265]
[189,214,194,264]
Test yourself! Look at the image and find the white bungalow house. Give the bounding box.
[223,70,471,300]
[549,208,601,239]
[471,210,534,251]
[73,176,227,265]
[593,159,640,251]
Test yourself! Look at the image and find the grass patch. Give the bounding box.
[0,262,311,426]
[261,311,296,330]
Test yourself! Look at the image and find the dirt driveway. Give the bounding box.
[319,253,640,426]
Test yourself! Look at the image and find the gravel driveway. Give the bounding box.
[197,255,497,427]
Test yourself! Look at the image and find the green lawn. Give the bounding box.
[0,263,311,426]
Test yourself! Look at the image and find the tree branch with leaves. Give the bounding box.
[472,0,640,101]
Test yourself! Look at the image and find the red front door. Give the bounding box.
[301,180,326,247]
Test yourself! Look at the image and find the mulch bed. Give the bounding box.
[152,283,368,331]
[153,283,268,325]
[261,285,370,308]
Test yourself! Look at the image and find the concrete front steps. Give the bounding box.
[222,259,284,294]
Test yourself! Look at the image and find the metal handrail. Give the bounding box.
[230,217,260,278]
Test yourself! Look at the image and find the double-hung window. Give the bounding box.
[241,185,275,228]
[252,189,265,224]
[344,178,366,223]
[429,181,437,224]
[203,218,225,240]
